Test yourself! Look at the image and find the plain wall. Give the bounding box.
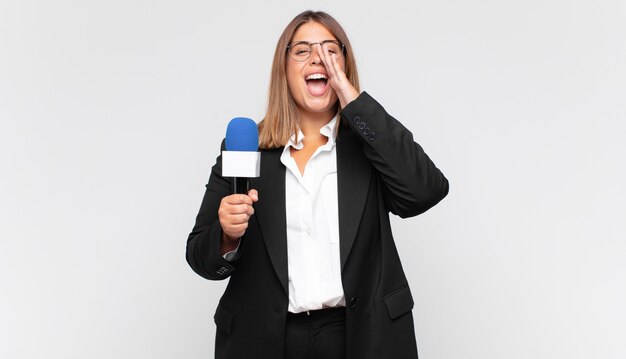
[1,0,625,358]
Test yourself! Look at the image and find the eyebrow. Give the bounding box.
[291,39,338,43]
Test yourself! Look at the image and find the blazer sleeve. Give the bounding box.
[340,92,449,218]
[186,140,240,280]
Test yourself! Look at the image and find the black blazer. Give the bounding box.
[186,92,449,359]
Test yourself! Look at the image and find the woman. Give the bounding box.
[186,10,448,359]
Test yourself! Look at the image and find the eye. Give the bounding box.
[290,43,311,58]
[324,42,341,55]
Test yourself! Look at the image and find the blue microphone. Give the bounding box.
[222,117,260,194]
[226,117,259,152]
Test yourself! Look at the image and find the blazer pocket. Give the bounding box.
[213,304,233,335]
[383,286,414,320]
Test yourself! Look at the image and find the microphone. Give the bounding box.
[222,117,261,194]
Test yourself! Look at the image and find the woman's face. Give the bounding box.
[286,22,343,119]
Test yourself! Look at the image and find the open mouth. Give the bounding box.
[305,73,328,96]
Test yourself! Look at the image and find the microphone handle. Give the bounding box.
[232,177,250,194]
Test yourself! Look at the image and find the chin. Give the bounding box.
[298,93,338,115]
[300,103,336,116]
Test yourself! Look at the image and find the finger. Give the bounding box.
[248,189,259,202]
[245,204,255,216]
[228,213,252,224]
[224,223,248,238]
[222,215,250,229]
[322,48,343,95]
[330,53,344,80]
[324,43,345,80]
[230,222,249,233]
[320,43,337,79]
[226,203,254,215]
[219,204,250,221]
[225,193,253,206]
[317,43,330,72]
[238,194,253,205]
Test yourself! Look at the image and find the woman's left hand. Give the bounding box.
[319,43,360,108]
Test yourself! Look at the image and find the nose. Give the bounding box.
[309,44,323,65]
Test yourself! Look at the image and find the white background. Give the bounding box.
[1,1,625,358]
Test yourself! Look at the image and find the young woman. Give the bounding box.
[186,10,449,359]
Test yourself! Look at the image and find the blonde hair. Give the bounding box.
[258,10,361,149]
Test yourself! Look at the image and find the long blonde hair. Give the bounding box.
[258,10,360,149]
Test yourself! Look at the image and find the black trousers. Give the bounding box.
[284,307,347,359]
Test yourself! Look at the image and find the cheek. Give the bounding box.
[286,77,299,101]
[286,65,302,92]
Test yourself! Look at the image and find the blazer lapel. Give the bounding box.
[251,148,289,295]
[336,126,372,270]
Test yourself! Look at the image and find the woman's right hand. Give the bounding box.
[218,189,258,253]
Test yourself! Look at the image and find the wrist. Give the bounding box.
[339,88,360,108]
[220,233,240,256]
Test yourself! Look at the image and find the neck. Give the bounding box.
[298,109,335,141]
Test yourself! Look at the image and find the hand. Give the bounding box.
[318,43,360,108]
[218,189,258,254]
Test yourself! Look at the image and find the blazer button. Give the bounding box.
[349,296,359,309]
[353,116,361,124]
[368,132,376,140]
[363,127,370,135]
[358,122,366,130]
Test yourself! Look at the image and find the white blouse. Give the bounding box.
[280,116,345,313]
